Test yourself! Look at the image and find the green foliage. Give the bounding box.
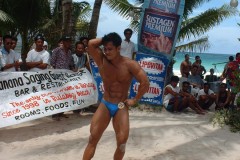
[212,109,240,133]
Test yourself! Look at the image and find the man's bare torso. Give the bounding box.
[99,57,133,103]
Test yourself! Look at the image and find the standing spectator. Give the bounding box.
[0,34,2,49]
[197,83,216,110]
[50,35,74,70]
[180,54,192,78]
[188,65,204,96]
[26,34,50,71]
[72,41,89,71]
[215,83,231,110]
[120,28,136,60]
[205,68,218,83]
[0,35,21,72]
[221,55,234,91]
[79,36,89,48]
[43,41,48,50]
[192,56,206,78]
[50,35,74,120]
[11,37,22,71]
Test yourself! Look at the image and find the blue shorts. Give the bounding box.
[101,99,119,117]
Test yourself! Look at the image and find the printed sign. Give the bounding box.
[130,53,169,105]
[0,69,98,128]
[139,9,179,56]
[149,0,180,14]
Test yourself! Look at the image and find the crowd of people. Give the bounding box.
[164,53,240,114]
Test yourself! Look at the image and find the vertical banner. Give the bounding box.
[138,0,185,59]
[89,59,104,101]
[130,53,169,105]
[139,9,179,57]
[133,0,185,105]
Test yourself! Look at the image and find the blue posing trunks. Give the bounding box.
[101,99,119,117]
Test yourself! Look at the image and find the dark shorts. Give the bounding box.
[165,97,185,112]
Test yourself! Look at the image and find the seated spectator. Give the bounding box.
[188,65,204,96]
[197,83,216,110]
[215,83,231,110]
[181,81,206,114]
[205,68,218,83]
[163,76,188,112]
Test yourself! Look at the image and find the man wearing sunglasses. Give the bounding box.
[0,35,21,72]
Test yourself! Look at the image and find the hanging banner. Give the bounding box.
[130,53,169,105]
[89,59,104,101]
[138,0,185,59]
[0,69,98,128]
[149,0,181,14]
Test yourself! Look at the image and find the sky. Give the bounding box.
[80,0,240,55]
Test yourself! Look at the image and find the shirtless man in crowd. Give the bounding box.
[180,54,192,78]
[83,32,149,160]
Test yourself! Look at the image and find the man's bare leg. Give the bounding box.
[112,107,129,160]
[83,103,111,160]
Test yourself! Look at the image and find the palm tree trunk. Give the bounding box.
[88,0,103,39]
[62,0,73,35]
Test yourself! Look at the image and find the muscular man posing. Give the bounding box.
[83,32,149,160]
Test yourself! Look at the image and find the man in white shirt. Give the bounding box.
[120,28,136,59]
[26,34,50,71]
[197,83,216,110]
[0,35,21,72]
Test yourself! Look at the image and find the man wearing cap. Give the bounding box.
[50,35,74,120]
[0,35,22,72]
[50,35,74,70]
[26,34,50,71]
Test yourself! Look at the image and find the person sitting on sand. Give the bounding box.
[180,81,206,114]
[163,76,189,112]
[197,83,216,110]
[215,83,231,110]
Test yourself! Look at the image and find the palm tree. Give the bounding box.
[88,0,134,39]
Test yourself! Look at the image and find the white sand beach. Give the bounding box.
[1,106,240,160]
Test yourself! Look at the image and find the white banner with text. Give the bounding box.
[0,68,98,128]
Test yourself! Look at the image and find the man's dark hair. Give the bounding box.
[229,56,234,61]
[34,34,44,42]
[185,54,189,58]
[75,41,85,48]
[204,83,210,87]
[12,37,18,42]
[124,28,133,35]
[195,55,200,60]
[182,81,190,86]
[102,32,122,47]
[236,52,240,58]
[171,76,179,82]
[3,35,12,42]
[79,36,89,42]
[220,83,227,88]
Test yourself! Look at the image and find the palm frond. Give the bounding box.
[0,10,13,23]
[183,0,211,19]
[176,36,210,52]
[104,0,134,18]
[179,4,237,41]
